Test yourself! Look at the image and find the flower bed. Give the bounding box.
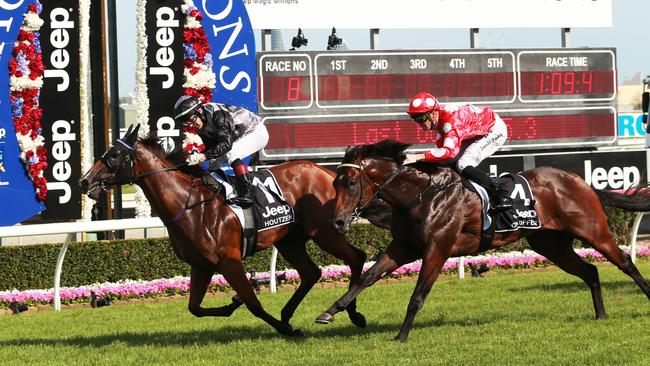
[2,246,649,309]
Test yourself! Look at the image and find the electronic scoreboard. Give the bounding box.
[256,48,617,161]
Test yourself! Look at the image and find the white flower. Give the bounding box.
[9,75,44,91]
[185,15,201,29]
[186,153,206,166]
[183,132,204,146]
[183,66,216,89]
[23,13,44,31]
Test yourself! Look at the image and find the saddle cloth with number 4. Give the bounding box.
[492,173,541,232]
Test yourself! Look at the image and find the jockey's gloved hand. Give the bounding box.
[186,153,206,166]
[403,153,424,165]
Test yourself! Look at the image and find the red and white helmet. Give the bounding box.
[408,92,440,115]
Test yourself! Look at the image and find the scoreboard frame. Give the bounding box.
[256,48,618,161]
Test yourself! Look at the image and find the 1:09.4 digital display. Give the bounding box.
[519,70,615,98]
[258,71,615,106]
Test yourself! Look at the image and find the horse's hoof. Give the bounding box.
[349,312,367,328]
[231,295,243,305]
[290,328,307,338]
[394,334,408,343]
[315,312,334,324]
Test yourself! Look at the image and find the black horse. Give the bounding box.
[316,140,650,342]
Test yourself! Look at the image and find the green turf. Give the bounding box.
[1,261,649,366]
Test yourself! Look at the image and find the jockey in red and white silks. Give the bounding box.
[424,103,507,171]
[404,92,512,211]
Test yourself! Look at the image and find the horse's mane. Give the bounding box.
[343,140,411,165]
[343,139,455,176]
[139,131,206,176]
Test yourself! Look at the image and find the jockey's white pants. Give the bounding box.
[225,122,269,165]
[456,115,507,171]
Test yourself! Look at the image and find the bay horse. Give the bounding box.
[79,124,389,337]
[315,140,650,342]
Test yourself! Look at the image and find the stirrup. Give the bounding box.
[228,195,254,206]
[490,198,512,213]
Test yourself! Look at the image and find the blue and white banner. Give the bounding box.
[0,2,44,226]
[197,1,257,113]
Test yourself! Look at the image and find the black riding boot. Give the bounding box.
[230,174,254,205]
[230,159,254,206]
[461,166,512,212]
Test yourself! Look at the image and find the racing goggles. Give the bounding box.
[411,113,429,124]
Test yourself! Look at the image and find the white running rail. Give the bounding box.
[1,212,644,310]
[0,218,282,311]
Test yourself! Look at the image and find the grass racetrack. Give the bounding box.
[1,260,649,366]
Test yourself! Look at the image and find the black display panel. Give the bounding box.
[259,53,313,110]
[517,50,616,102]
[261,107,616,160]
[256,48,618,161]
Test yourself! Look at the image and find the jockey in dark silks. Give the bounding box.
[174,95,269,205]
[404,92,512,212]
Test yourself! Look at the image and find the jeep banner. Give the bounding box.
[0,2,45,226]
[536,150,647,190]
[146,0,184,151]
[40,0,82,221]
[143,0,257,163]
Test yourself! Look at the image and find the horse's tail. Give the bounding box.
[594,188,650,212]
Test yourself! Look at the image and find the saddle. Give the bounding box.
[463,172,540,251]
[202,169,295,259]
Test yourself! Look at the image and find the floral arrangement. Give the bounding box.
[2,246,649,309]
[9,1,47,201]
[180,0,215,159]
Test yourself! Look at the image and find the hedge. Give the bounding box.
[0,208,636,291]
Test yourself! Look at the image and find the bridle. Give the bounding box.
[336,159,403,222]
[337,159,462,221]
[100,138,186,189]
[99,138,215,225]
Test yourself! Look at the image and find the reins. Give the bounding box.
[338,161,461,221]
[165,178,218,225]
[337,161,404,222]
[130,163,188,183]
[406,179,459,209]
[106,138,217,225]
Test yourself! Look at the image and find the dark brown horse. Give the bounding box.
[79,124,389,336]
[316,140,650,342]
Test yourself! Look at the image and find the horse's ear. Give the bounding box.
[124,124,140,146]
[122,124,133,140]
[132,123,141,138]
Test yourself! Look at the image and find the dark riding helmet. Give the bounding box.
[174,95,202,124]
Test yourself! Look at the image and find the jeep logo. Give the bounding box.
[584,160,640,190]
[515,209,536,219]
[262,204,291,218]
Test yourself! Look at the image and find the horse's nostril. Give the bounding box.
[79,179,88,191]
[334,219,345,228]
